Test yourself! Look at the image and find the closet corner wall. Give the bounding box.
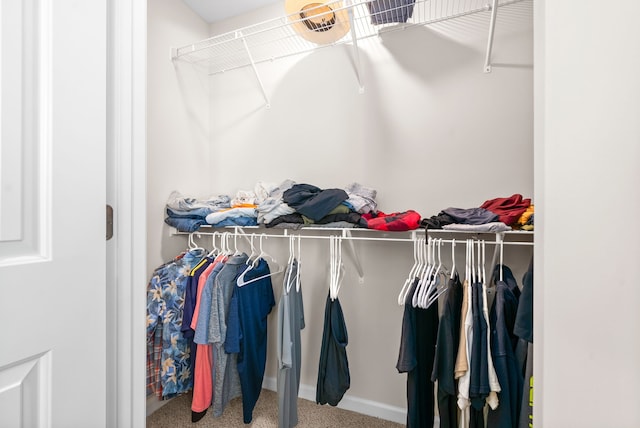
[147,0,534,419]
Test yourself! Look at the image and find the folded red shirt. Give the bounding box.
[480,194,532,226]
[362,210,421,231]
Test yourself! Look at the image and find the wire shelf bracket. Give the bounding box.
[484,0,499,73]
[346,0,365,93]
[238,30,272,108]
[171,0,529,105]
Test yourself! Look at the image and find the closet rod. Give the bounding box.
[180,230,534,246]
[186,230,414,244]
[425,239,532,247]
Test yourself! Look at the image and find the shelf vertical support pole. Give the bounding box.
[238,31,271,108]
[346,1,365,93]
[483,0,499,73]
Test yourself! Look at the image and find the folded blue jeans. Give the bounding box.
[164,216,207,232]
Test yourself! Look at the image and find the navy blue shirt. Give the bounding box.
[229,258,275,424]
[469,282,490,410]
[514,259,534,343]
[431,274,463,428]
[283,184,349,222]
[316,294,351,407]
[487,280,523,428]
[397,278,439,428]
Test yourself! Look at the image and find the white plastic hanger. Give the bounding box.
[220,232,231,255]
[470,239,476,285]
[187,233,196,250]
[285,234,295,294]
[232,232,243,256]
[187,233,206,253]
[329,235,345,301]
[471,239,475,284]
[420,237,438,307]
[205,231,221,258]
[245,233,258,264]
[330,236,339,300]
[329,235,336,300]
[412,238,426,307]
[419,239,438,308]
[477,241,484,284]
[425,239,449,309]
[413,237,433,307]
[499,235,504,282]
[482,240,487,287]
[410,238,425,299]
[464,239,469,286]
[335,236,345,299]
[331,236,337,299]
[295,234,301,292]
[421,238,440,308]
[450,239,457,280]
[398,236,420,305]
[237,233,284,287]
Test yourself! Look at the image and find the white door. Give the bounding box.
[0,0,107,426]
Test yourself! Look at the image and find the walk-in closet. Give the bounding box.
[146,0,533,426]
[2,1,639,427]
[143,1,640,427]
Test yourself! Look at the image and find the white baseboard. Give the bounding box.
[146,394,170,417]
[262,377,407,425]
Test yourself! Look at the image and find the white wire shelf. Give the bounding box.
[172,224,534,244]
[172,0,524,76]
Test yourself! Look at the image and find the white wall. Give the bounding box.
[208,2,534,211]
[147,0,211,275]
[534,1,640,427]
[146,0,211,415]
[203,0,534,415]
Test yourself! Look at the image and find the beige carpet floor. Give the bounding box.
[147,389,405,428]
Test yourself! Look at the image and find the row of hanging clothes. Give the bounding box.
[397,237,534,428]
[146,230,354,427]
[146,232,298,424]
